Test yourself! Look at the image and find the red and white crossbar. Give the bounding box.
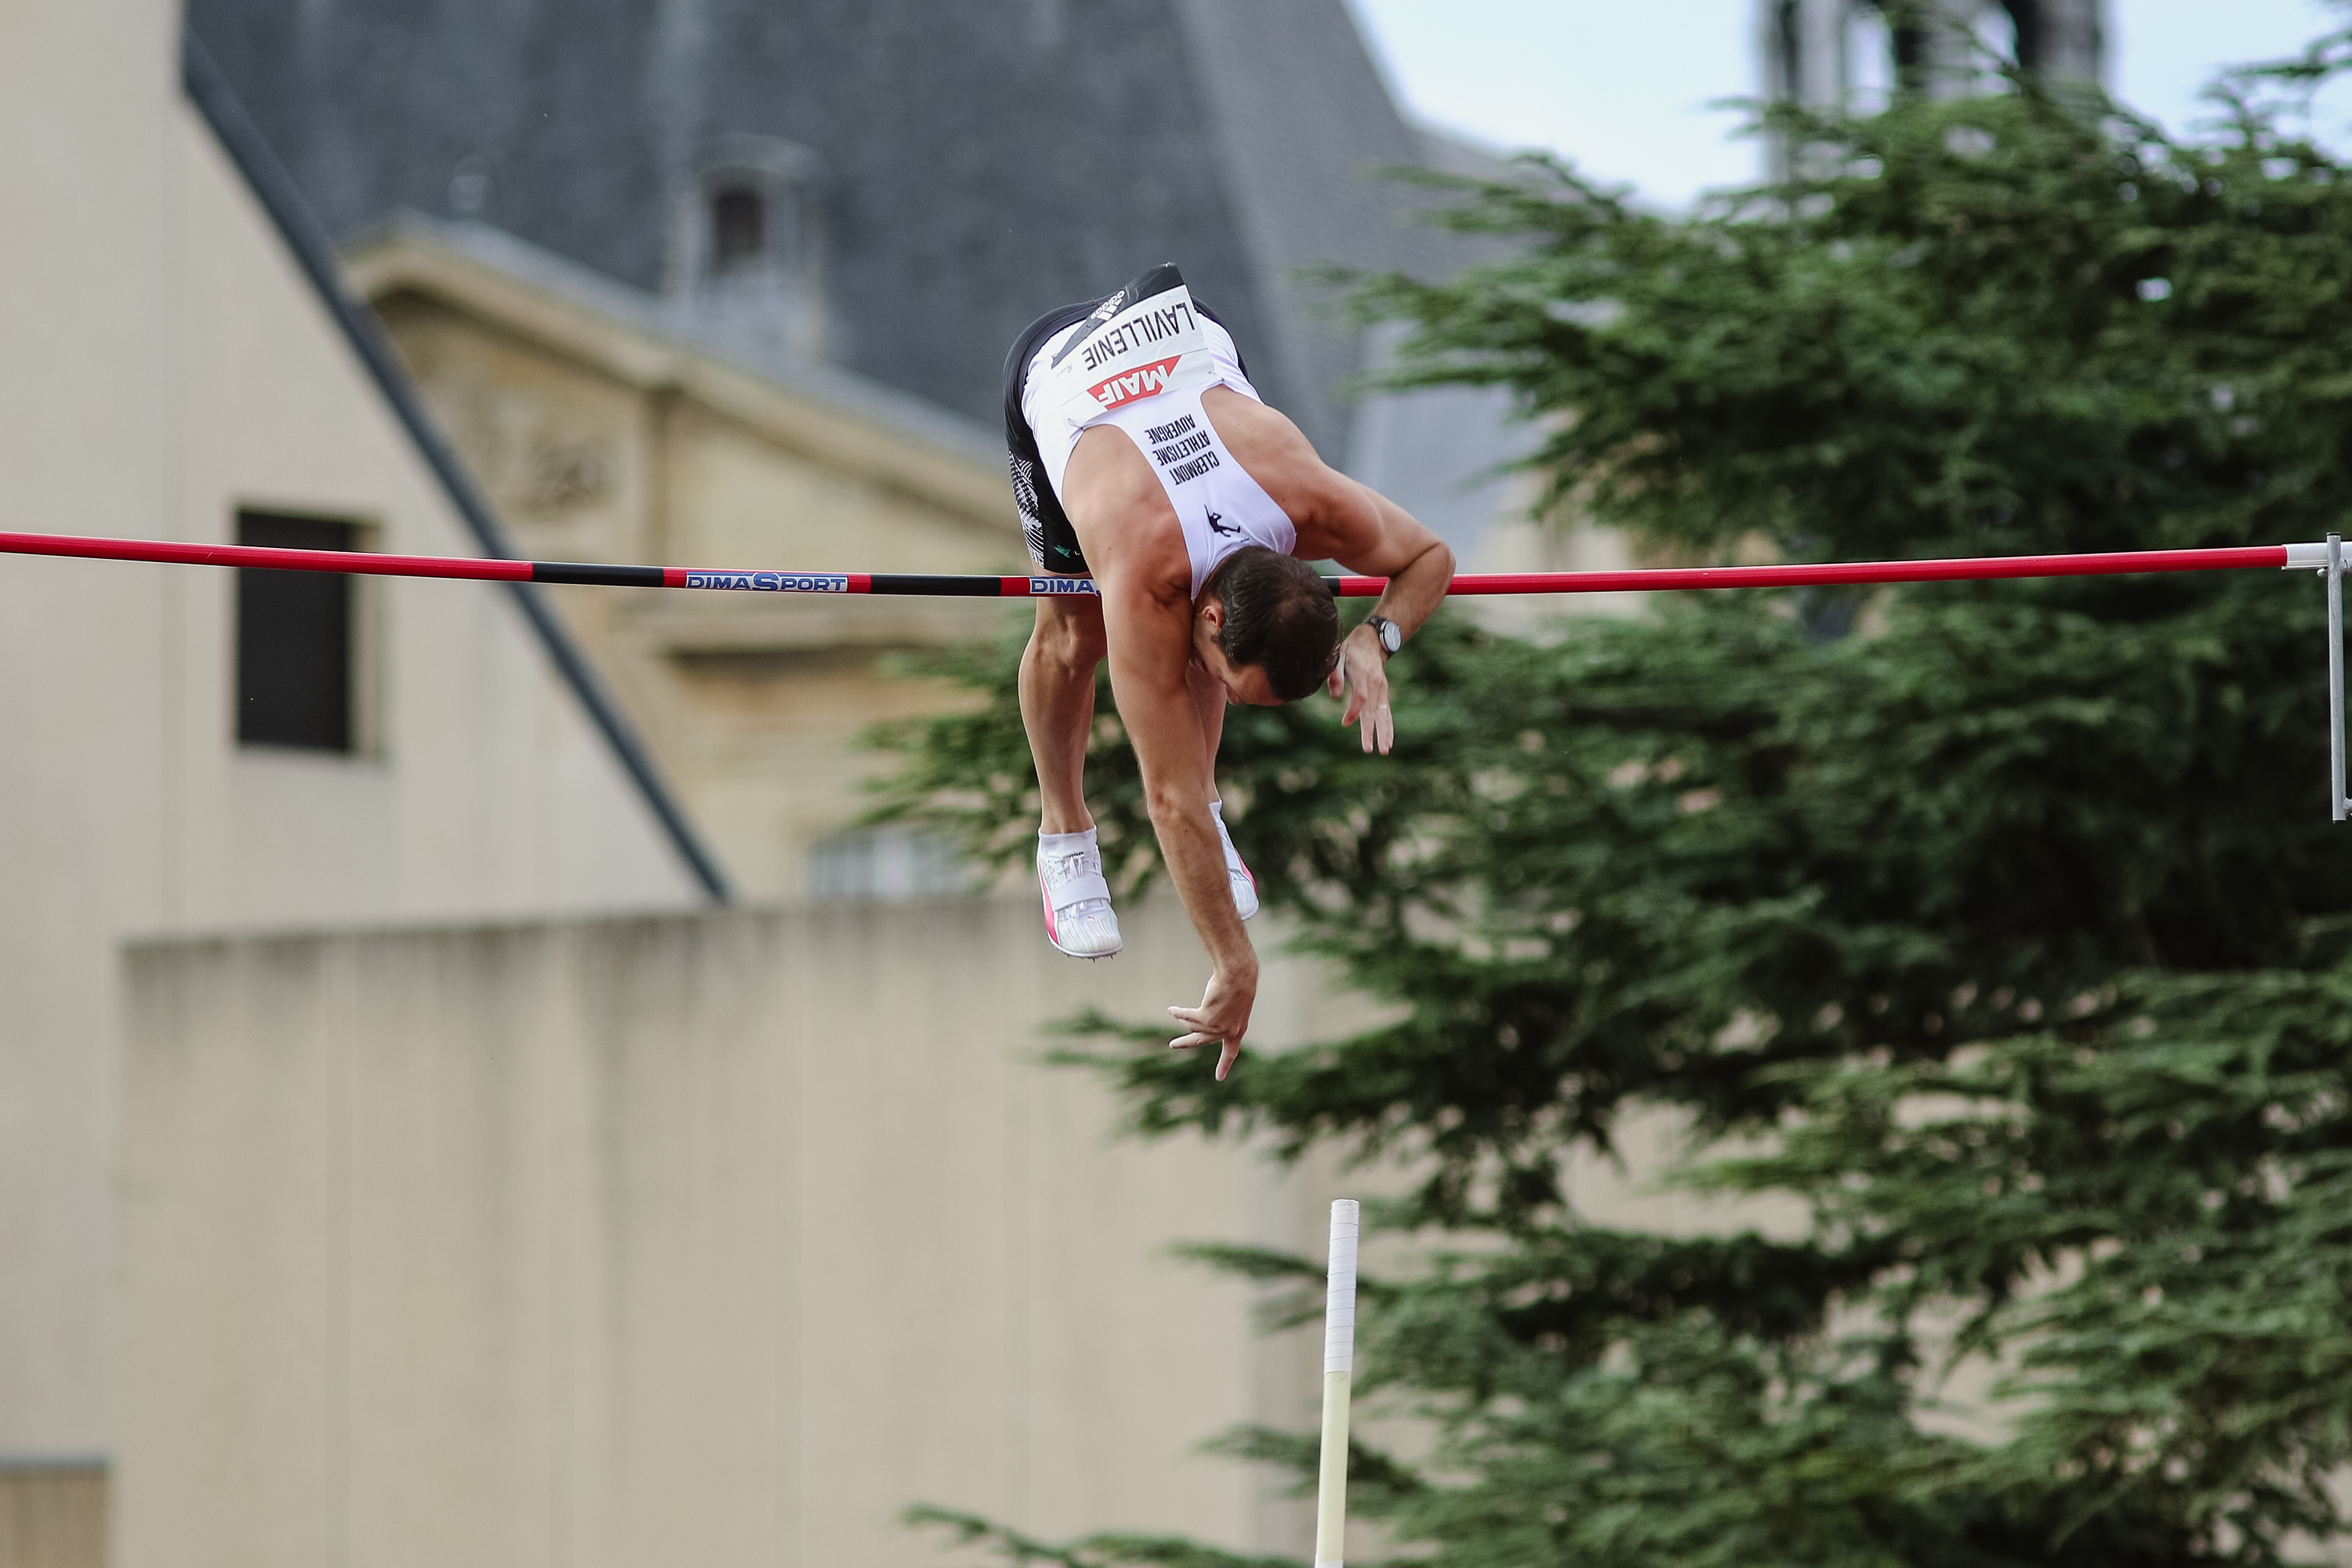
[11,527,2352,819]
[0,531,2324,597]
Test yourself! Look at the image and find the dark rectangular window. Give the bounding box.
[235,510,358,753]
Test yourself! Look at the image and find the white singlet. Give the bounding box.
[1020,278,1296,601]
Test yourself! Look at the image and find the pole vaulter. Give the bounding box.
[10,248,2352,1091]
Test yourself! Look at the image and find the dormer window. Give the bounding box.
[711,185,766,273]
[666,136,826,359]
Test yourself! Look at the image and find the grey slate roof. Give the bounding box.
[186,0,1495,469]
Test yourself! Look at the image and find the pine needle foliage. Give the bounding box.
[888,26,2352,1567]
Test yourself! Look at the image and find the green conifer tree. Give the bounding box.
[886,24,2352,1566]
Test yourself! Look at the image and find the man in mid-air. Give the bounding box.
[1004,263,1454,1081]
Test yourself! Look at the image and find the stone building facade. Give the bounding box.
[1760,0,2107,175]
[1762,0,2105,107]
[0,10,714,1560]
[342,213,1025,898]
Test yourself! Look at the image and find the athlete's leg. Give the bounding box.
[1022,593,1107,835]
[1025,592,1122,957]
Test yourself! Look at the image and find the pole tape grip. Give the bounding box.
[1324,1199,1359,1376]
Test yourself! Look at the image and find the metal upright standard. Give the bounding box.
[1316,1199,1360,1568]
[2331,534,2349,822]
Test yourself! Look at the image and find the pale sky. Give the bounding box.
[1347,0,2352,207]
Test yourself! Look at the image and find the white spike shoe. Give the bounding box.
[1211,804,1259,921]
[1038,829,1122,960]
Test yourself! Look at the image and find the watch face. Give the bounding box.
[1374,616,1401,655]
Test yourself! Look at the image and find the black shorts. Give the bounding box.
[1001,266,1245,578]
[1003,299,1098,575]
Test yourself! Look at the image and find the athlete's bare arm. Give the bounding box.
[1200,388,1454,753]
[1052,392,1452,1073]
[1063,424,1258,1080]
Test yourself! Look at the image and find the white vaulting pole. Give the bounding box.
[1314,1199,1360,1568]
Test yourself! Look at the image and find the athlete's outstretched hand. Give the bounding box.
[1169,961,1254,1081]
[1329,626,1395,755]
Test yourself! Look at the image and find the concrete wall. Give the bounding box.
[119,900,1356,1568]
[0,1465,104,1568]
[0,0,702,1460]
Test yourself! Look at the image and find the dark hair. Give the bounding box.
[1204,546,1339,702]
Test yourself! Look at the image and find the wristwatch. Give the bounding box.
[1365,614,1403,659]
